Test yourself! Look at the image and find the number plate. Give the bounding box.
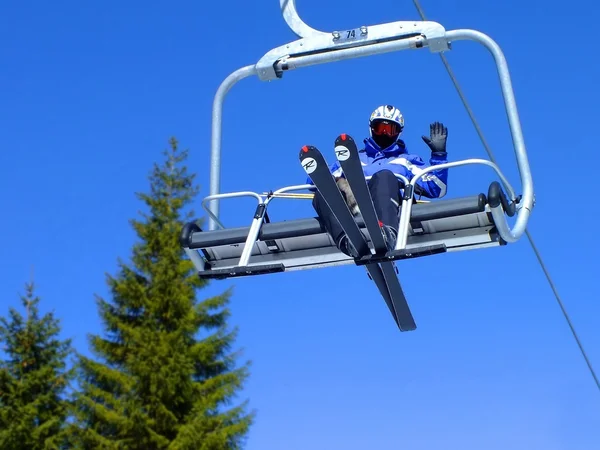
[333,27,367,43]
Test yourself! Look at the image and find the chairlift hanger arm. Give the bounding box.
[280,0,322,37]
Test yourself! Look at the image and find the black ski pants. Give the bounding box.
[312,169,402,244]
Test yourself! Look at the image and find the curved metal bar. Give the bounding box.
[202,191,265,230]
[208,64,258,230]
[420,159,516,199]
[272,183,314,194]
[490,204,519,243]
[445,29,534,239]
[280,0,322,37]
[395,174,410,187]
[264,184,317,206]
[395,159,519,249]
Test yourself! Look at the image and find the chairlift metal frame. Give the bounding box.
[180,0,534,286]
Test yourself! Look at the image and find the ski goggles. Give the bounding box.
[371,120,401,136]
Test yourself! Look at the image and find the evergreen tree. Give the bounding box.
[0,280,74,449]
[68,138,253,449]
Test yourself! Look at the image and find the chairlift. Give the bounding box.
[179,0,535,331]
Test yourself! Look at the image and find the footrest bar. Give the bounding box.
[198,263,286,279]
[355,244,447,266]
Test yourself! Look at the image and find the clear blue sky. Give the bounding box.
[1,0,599,448]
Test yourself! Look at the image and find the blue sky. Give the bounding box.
[1,0,599,448]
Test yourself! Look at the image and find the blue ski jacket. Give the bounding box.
[306,137,449,199]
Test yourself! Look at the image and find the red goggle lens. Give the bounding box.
[371,120,400,136]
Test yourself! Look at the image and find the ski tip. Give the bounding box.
[299,145,323,174]
[299,144,322,154]
[335,133,356,145]
[334,133,358,162]
[299,145,315,159]
[299,144,327,161]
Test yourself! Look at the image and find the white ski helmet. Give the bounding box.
[369,104,405,138]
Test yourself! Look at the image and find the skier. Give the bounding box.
[309,104,449,258]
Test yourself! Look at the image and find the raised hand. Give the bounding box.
[421,121,448,154]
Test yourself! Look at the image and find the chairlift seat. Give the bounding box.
[180,192,504,279]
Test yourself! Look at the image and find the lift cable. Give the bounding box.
[411,0,600,392]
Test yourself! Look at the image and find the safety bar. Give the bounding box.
[201,191,264,230]
[201,184,315,267]
[201,184,314,229]
[395,158,520,250]
[206,0,533,244]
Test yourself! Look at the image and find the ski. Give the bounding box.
[333,133,416,331]
[299,144,405,330]
[333,133,391,256]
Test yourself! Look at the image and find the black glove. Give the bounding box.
[421,121,448,154]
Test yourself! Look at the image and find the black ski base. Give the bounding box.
[198,263,285,280]
[300,136,419,332]
[354,244,447,266]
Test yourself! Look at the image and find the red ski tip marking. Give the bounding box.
[301,145,309,153]
[341,133,347,140]
[378,220,384,227]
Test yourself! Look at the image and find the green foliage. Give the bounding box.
[67,138,253,449]
[0,281,74,449]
